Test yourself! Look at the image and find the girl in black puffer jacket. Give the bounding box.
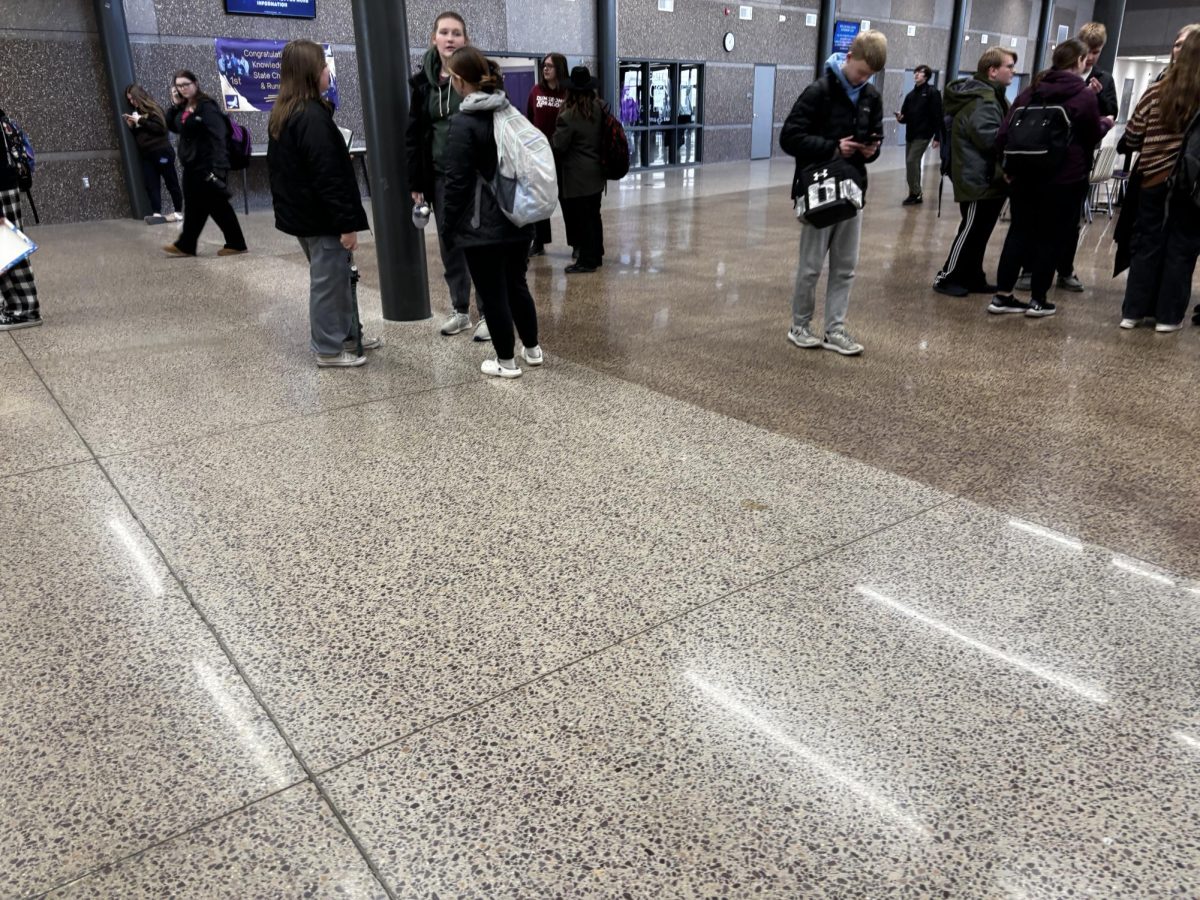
[441,47,543,379]
[124,84,183,224]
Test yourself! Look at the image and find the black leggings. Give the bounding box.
[176,168,246,254]
[463,241,539,360]
[139,146,183,215]
[997,182,1087,302]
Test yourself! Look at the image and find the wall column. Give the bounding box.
[93,0,150,218]
[1033,0,1056,74]
[1090,0,1126,74]
[946,0,969,79]
[350,0,430,321]
[815,0,836,73]
[596,0,618,106]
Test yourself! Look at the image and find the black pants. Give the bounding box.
[463,240,539,360]
[534,217,552,248]
[997,183,1086,303]
[935,197,1004,290]
[139,146,183,215]
[1122,182,1200,326]
[176,168,247,255]
[561,192,603,267]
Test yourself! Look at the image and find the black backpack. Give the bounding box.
[1002,92,1071,180]
[1168,110,1200,210]
[937,111,954,217]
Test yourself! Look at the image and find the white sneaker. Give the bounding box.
[481,358,521,378]
[169,211,184,222]
[787,324,821,348]
[316,350,367,368]
[440,312,471,336]
[1119,318,1141,329]
[521,345,544,366]
[1155,322,1184,333]
[344,334,383,351]
[822,327,864,356]
[473,317,491,342]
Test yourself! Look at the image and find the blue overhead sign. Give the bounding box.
[225,0,316,19]
[833,20,860,53]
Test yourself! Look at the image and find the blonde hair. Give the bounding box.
[848,30,887,71]
[976,48,1017,78]
[1078,22,1107,51]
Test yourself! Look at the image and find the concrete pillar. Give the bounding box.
[816,0,836,73]
[947,0,969,80]
[1034,0,1056,75]
[93,0,151,218]
[1090,0,1126,74]
[596,0,618,106]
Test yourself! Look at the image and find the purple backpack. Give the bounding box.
[225,115,252,170]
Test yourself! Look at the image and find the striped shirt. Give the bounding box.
[1124,81,1185,187]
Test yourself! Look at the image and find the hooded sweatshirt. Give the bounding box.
[827,53,865,105]
[943,76,1010,202]
[997,68,1111,186]
[421,46,463,174]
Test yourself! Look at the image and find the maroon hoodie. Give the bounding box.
[997,68,1112,185]
[526,84,567,139]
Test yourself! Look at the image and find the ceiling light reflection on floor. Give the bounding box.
[107,517,165,598]
[856,586,1111,705]
[1007,519,1084,552]
[1111,556,1176,587]
[1172,731,1200,752]
[684,671,931,837]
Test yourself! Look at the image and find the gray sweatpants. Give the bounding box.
[905,137,931,198]
[297,235,355,355]
[433,176,477,316]
[791,213,862,333]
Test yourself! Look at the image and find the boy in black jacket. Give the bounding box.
[780,30,886,356]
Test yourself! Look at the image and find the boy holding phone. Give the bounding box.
[780,30,887,356]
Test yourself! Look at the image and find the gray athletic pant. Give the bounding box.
[297,235,355,355]
[791,213,862,333]
[433,176,477,316]
[905,137,931,198]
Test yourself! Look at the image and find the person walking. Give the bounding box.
[1118,29,1200,333]
[553,66,607,274]
[932,48,1017,297]
[0,107,39,331]
[525,52,568,257]
[896,64,942,205]
[123,84,183,226]
[267,39,375,368]
[780,30,887,356]
[988,40,1113,318]
[164,70,247,258]
[442,47,543,378]
[406,11,488,341]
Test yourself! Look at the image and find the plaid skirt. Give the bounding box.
[0,188,38,317]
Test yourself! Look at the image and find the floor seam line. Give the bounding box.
[10,340,400,900]
[0,457,95,483]
[310,495,959,781]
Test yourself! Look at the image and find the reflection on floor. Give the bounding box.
[4,156,1199,898]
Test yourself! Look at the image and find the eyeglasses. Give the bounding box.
[174,81,193,88]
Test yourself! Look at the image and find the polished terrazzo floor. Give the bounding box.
[3,153,1200,898]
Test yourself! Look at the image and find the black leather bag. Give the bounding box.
[795,157,863,228]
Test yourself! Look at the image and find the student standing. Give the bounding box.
[525,53,568,257]
[932,48,1016,297]
[552,66,607,275]
[267,40,374,368]
[406,11,488,341]
[989,40,1113,318]
[0,107,39,331]
[896,64,942,205]
[442,47,543,378]
[1118,30,1200,333]
[123,84,183,225]
[780,30,887,356]
[164,70,247,258]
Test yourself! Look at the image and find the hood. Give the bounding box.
[825,52,865,101]
[944,77,1000,115]
[422,46,445,87]
[460,91,510,113]
[1029,68,1088,101]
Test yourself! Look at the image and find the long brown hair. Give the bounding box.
[1160,29,1200,132]
[268,40,329,139]
[125,83,166,124]
[539,53,568,91]
[564,87,598,121]
[1032,39,1086,89]
[445,46,503,94]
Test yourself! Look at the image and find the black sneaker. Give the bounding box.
[0,311,42,331]
[902,195,923,206]
[528,242,545,258]
[565,263,597,274]
[987,294,1030,315]
[933,280,969,297]
[968,282,998,294]
[1026,299,1057,318]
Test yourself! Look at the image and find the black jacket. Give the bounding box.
[441,91,533,251]
[899,82,943,141]
[0,109,22,191]
[1086,67,1119,119]
[780,63,883,197]
[167,97,229,172]
[130,109,171,156]
[267,99,368,237]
